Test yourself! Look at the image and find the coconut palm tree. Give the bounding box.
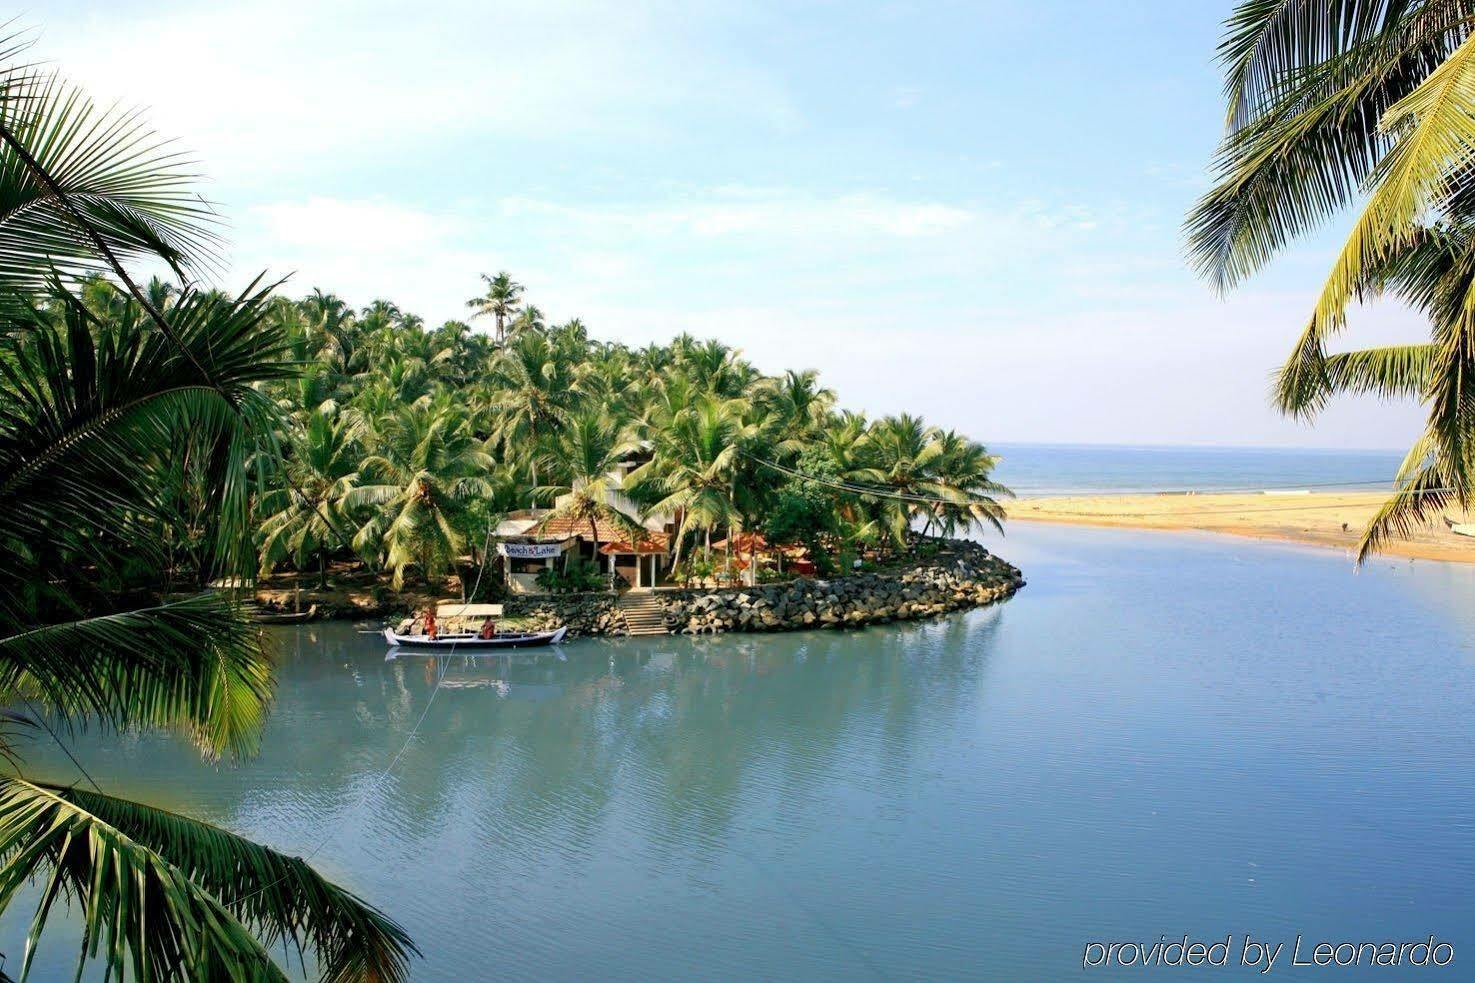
[849,415,1004,546]
[258,410,363,586]
[481,331,579,498]
[465,271,523,344]
[346,402,496,588]
[756,369,836,453]
[626,396,759,567]
[1192,0,1475,556]
[926,428,1010,537]
[507,304,545,339]
[0,38,415,979]
[537,411,642,564]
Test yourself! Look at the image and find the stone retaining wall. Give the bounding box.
[322,537,1023,638]
[656,538,1022,635]
[502,592,624,637]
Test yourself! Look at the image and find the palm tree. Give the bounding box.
[258,410,362,587]
[346,402,496,588]
[465,271,523,344]
[926,429,1010,537]
[0,40,415,979]
[626,396,758,568]
[850,415,1007,546]
[537,411,642,566]
[756,368,836,453]
[1191,1,1475,557]
[507,304,545,339]
[481,331,578,499]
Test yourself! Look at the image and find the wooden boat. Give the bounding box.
[382,625,568,649]
[252,603,319,624]
[1444,516,1475,538]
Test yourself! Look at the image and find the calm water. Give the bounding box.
[4,523,1474,979]
[993,442,1406,496]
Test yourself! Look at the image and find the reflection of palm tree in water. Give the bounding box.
[239,613,1007,875]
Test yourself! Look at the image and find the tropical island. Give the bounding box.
[233,275,1022,631]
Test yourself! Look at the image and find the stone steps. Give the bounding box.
[617,592,669,637]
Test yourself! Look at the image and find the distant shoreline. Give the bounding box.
[1007,491,1475,564]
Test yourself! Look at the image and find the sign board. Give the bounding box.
[498,542,564,559]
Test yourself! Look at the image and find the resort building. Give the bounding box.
[494,448,677,592]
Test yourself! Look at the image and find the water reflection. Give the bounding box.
[8,523,1475,981]
[247,610,1007,875]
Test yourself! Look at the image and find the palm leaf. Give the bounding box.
[1276,341,1436,415]
[0,65,219,298]
[0,594,272,761]
[0,777,415,982]
[1355,432,1453,559]
[1298,31,1475,356]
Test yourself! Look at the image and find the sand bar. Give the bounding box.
[1007,491,1475,563]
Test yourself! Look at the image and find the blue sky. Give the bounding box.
[36,0,1429,449]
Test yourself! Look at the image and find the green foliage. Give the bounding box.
[535,558,607,594]
[0,36,415,979]
[1195,1,1475,559]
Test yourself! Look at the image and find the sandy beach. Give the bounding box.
[1007,491,1475,563]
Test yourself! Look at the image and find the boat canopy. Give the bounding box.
[436,602,504,618]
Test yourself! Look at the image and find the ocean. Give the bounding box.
[992,442,1406,497]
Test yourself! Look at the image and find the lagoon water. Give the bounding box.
[5,521,1475,979]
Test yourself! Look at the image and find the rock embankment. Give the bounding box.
[503,592,625,638]
[660,538,1022,635]
[264,538,1022,637]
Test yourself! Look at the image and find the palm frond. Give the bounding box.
[0,777,415,982]
[1276,341,1436,415]
[1303,31,1475,347]
[1356,432,1452,559]
[0,67,220,297]
[0,594,272,761]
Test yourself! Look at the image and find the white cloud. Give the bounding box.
[33,0,799,186]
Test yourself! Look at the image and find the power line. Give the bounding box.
[19,695,102,794]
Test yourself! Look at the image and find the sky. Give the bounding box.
[29,0,1432,450]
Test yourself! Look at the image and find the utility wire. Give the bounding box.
[18,695,102,794]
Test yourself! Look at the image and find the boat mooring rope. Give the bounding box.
[237,522,497,904]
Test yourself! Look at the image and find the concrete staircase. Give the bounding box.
[618,591,669,637]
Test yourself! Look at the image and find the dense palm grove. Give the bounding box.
[241,273,1009,592]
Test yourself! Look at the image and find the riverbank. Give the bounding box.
[516,538,1023,636]
[1007,491,1475,563]
[254,537,1025,633]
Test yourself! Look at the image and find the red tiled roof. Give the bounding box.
[532,514,670,554]
[599,532,671,555]
[532,514,637,541]
[711,532,807,558]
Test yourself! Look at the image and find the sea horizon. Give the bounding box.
[991,441,1406,498]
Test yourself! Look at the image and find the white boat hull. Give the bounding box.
[383,626,568,649]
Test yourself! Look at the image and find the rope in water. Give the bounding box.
[234,523,497,904]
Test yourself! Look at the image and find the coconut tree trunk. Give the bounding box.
[589,516,602,589]
[319,552,328,590]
